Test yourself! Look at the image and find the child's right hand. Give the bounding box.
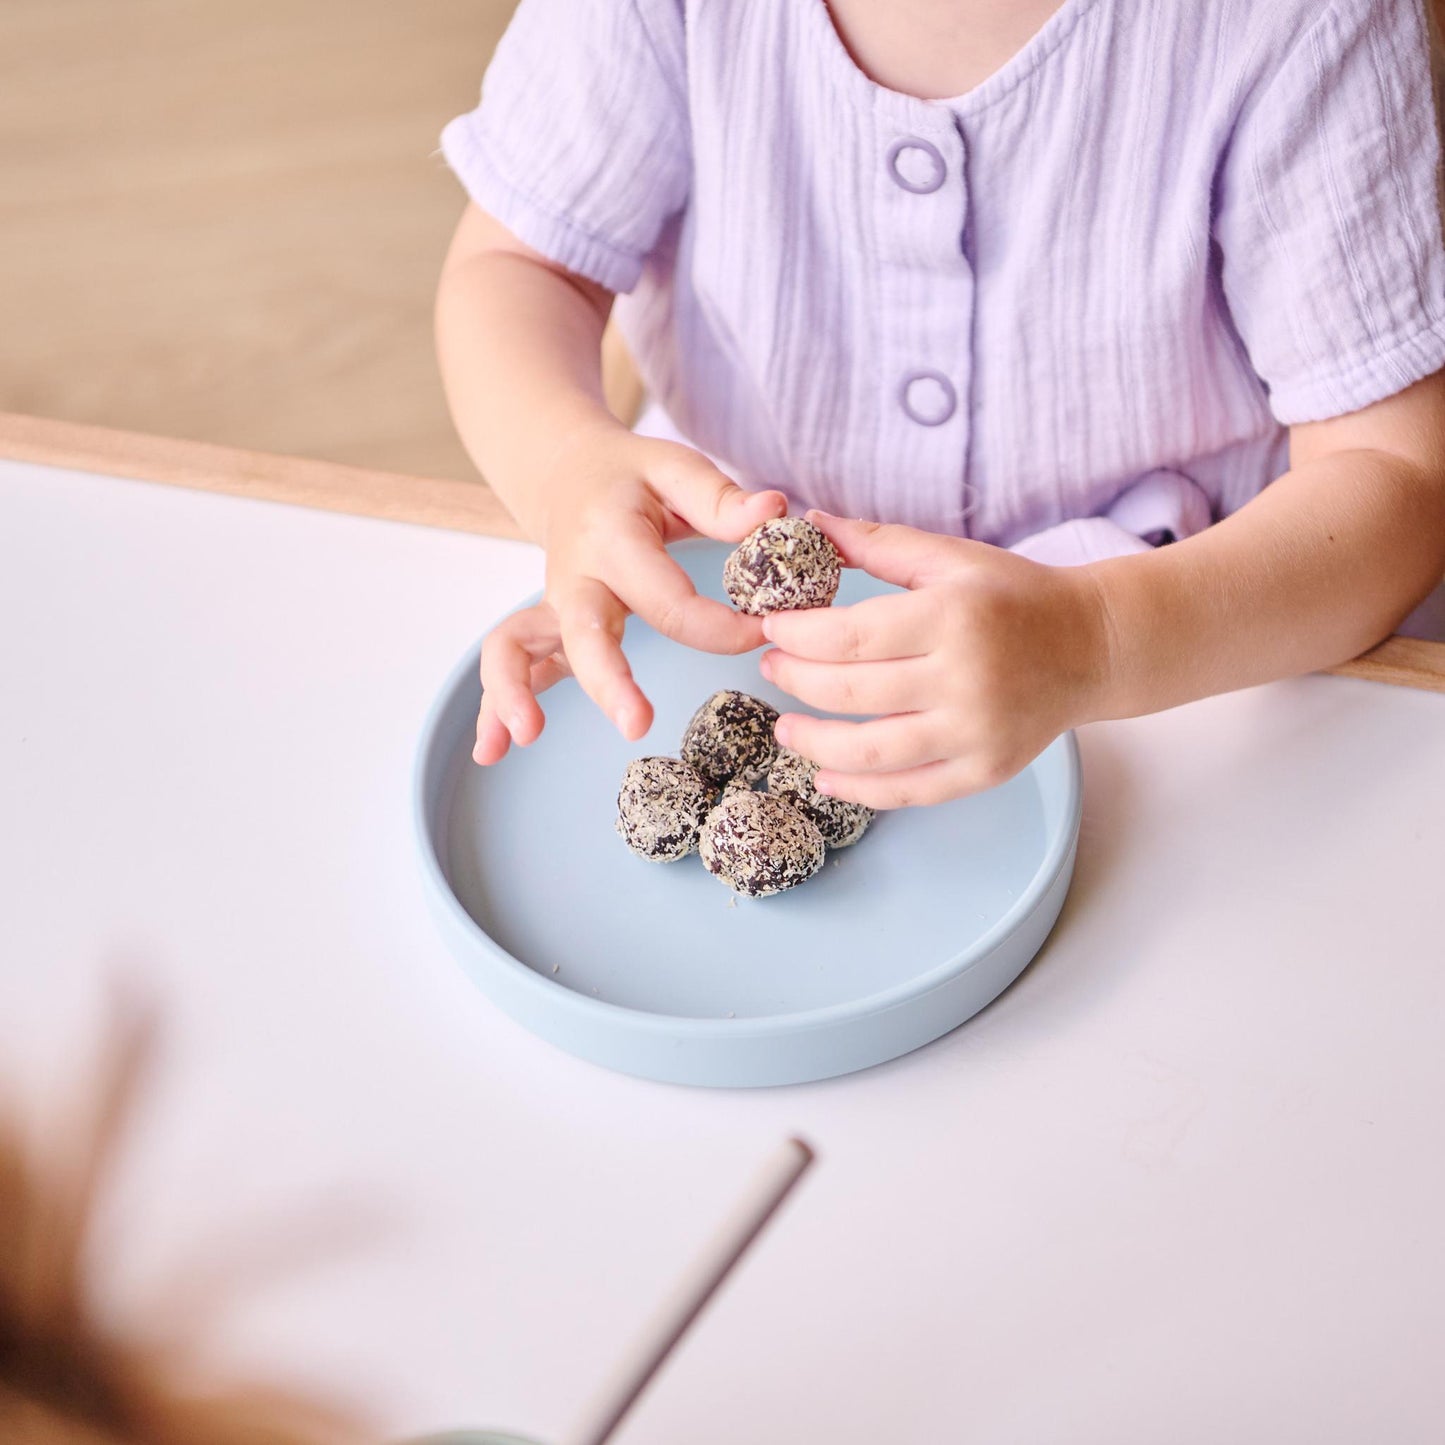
[474,425,788,764]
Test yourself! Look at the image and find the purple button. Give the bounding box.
[900,370,957,426]
[886,137,946,195]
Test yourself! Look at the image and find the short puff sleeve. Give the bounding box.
[1213,0,1445,424]
[440,0,689,294]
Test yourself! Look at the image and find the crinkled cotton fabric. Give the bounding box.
[442,0,1445,558]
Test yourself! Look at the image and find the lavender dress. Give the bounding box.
[442,0,1445,565]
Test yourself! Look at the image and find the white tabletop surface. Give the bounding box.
[2,454,1443,1445]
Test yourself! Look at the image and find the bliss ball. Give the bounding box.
[767,748,875,848]
[615,757,718,863]
[723,517,842,615]
[681,690,780,786]
[698,789,825,898]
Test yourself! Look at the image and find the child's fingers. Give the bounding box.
[555,578,653,739]
[774,711,947,775]
[806,510,973,589]
[479,652,570,760]
[813,758,995,811]
[648,449,788,542]
[478,605,560,750]
[761,591,934,662]
[759,650,933,715]
[529,654,572,694]
[607,533,766,654]
[471,623,592,765]
[473,710,513,766]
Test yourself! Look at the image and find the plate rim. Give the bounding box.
[412,628,1083,1039]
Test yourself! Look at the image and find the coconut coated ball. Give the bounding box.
[723,516,842,615]
[766,748,874,848]
[698,789,825,898]
[615,757,718,863]
[680,690,780,786]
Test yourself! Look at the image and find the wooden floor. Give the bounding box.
[1,0,515,480]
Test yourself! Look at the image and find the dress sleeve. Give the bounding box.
[440,0,689,294]
[1212,0,1445,424]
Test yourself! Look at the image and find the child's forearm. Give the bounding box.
[1089,446,1445,719]
[437,211,786,758]
[435,207,624,542]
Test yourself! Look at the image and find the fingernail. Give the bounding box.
[761,616,776,641]
[505,708,526,734]
[758,651,774,681]
[774,715,792,746]
[813,772,836,797]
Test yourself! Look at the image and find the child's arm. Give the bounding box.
[1090,372,1445,716]
[435,204,786,763]
[760,373,1445,809]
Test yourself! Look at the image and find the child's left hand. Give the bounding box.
[758,512,1112,808]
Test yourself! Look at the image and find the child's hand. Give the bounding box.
[758,513,1111,808]
[475,427,787,764]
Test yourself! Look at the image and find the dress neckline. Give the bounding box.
[803,0,1106,124]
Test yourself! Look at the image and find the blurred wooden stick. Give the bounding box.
[562,1138,815,1445]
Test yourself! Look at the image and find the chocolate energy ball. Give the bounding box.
[767,748,875,849]
[615,757,718,863]
[681,690,780,786]
[723,516,842,615]
[698,789,825,898]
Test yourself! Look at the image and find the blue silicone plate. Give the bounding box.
[414,542,1081,1088]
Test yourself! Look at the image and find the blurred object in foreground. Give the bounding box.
[0,995,364,1445]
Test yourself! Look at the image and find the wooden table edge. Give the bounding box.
[0,409,525,542]
[3,410,1442,693]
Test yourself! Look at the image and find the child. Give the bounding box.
[436,0,1445,810]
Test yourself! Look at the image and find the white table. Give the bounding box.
[3,439,1443,1445]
